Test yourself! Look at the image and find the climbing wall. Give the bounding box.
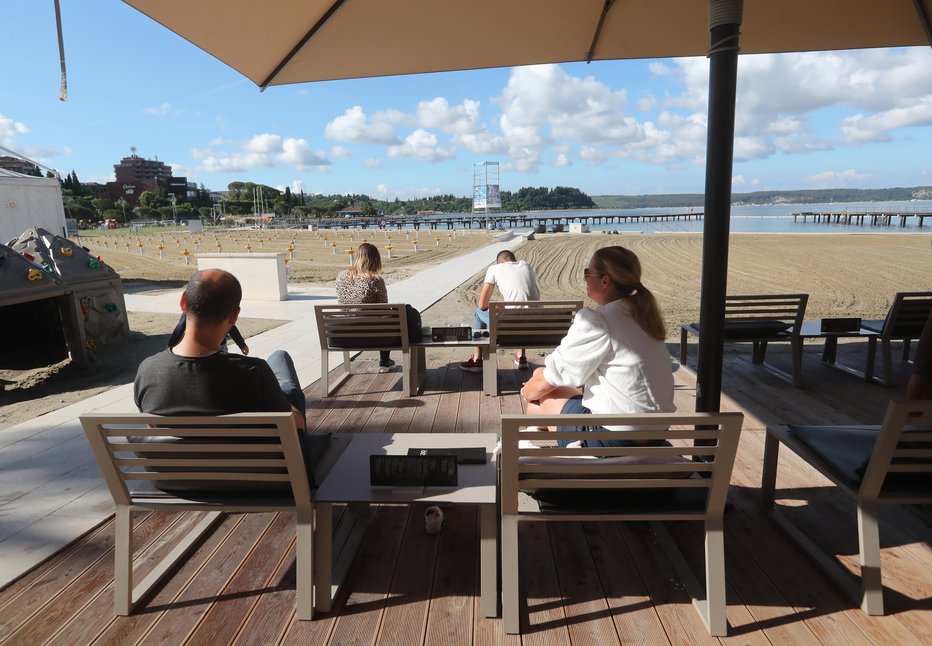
[0,241,87,368]
[8,227,130,348]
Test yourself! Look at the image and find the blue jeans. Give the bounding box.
[556,396,667,448]
[473,308,489,329]
[266,350,306,428]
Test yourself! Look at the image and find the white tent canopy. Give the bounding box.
[0,168,68,244]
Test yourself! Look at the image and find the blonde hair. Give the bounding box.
[591,246,666,340]
[347,243,382,280]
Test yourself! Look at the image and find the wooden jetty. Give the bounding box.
[310,211,704,231]
[792,210,931,227]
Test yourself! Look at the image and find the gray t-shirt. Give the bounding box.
[134,349,291,416]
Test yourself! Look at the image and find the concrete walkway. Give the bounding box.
[0,236,523,588]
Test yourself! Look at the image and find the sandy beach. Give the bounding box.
[2,230,929,430]
[423,232,932,339]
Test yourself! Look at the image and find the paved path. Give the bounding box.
[0,235,523,588]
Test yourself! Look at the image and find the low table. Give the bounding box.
[409,335,492,396]
[312,433,499,617]
[798,320,879,382]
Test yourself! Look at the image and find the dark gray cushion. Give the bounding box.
[531,487,708,514]
[787,425,931,493]
[722,319,792,339]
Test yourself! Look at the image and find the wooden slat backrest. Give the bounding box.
[81,412,311,508]
[881,292,932,339]
[488,300,583,349]
[500,412,743,518]
[723,294,808,328]
[860,400,932,502]
[314,303,409,350]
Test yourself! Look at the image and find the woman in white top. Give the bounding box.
[520,246,675,447]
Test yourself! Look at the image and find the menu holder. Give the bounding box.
[407,447,487,464]
[370,454,458,487]
[821,317,862,333]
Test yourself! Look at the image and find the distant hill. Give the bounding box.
[592,186,932,209]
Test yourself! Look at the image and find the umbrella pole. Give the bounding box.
[696,0,743,414]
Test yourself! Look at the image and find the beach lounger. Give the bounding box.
[761,400,932,614]
[680,293,808,386]
[860,291,932,386]
[500,411,743,636]
[81,412,344,620]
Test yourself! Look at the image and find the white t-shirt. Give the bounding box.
[543,299,675,430]
[484,261,540,302]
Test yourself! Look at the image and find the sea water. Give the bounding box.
[511,200,932,235]
[450,200,932,235]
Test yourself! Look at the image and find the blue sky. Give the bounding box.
[4,2,932,200]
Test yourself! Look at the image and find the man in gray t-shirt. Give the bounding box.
[134,269,305,431]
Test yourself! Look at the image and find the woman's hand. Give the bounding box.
[520,367,555,403]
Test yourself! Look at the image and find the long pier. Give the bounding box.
[310,211,704,231]
[791,210,931,227]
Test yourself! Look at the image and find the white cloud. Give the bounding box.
[554,153,572,167]
[416,97,481,134]
[363,158,383,168]
[291,180,306,193]
[145,102,173,117]
[387,129,455,163]
[193,133,329,173]
[803,169,873,187]
[732,175,746,186]
[169,162,196,178]
[0,113,28,146]
[330,145,352,158]
[324,106,402,144]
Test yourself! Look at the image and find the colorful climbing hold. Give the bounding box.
[105,303,118,313]
[27,268,42,281]
[60,246,73,256]
[88,258,100,268]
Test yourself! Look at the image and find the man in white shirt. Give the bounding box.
[461,250,541,372]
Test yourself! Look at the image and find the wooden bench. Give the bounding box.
[314,303,413,397]
[485,300,583,395]
[499,411,743,635]
[761,400,932,614]
[861,291,932,386]
[81,412,345,620]
[679,293,808,386]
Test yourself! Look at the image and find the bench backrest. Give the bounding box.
[488,300,583,349]
[878,292,932,339]
[81,412,311,509]
[315,303,410,352]
[500,412,743,519]
[862,400,932,502]
[721,293,808,338]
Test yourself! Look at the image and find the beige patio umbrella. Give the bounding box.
[123,0,932,410]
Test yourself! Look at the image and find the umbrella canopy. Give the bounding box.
[124,0,931,88]
[123,0,931,411]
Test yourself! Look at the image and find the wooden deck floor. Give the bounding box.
[1,340,930,645]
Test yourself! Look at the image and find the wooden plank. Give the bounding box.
[44,511,221,646]
[581,522,669,644]
[518,521,571,643]
[186,512,295,644]
[320,505,408,646]
[375,505,441,645]
[429,358,466,435]
[383,358,448,434]
[425,504,477,646]
[547,522,622,645]
[619,522,718,646]
[131,512,278,644]
[0,513,122,610]
[0,511,174,644]
[88,514,242,646]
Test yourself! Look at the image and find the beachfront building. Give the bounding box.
[104,148,188,205]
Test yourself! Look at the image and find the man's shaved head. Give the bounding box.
[184,269,242,325]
